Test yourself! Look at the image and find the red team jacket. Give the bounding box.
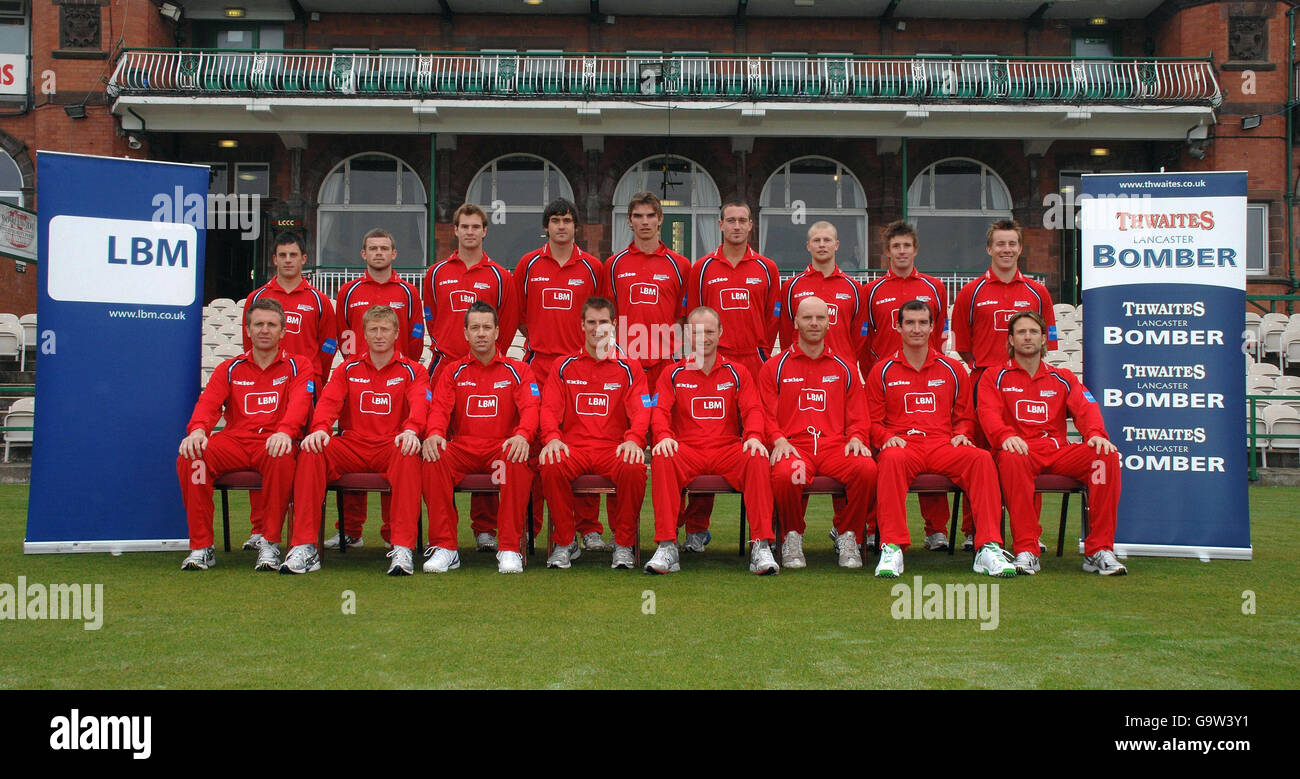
[187,349,314,438]
[603,241,691,370]
[778,264,866,368]
[688,246,781,364]
[334,273,424,363]
[859,268,948,370]
[514,244,604,364]
[951,269,1057,370]
[422,251,519,365]
[310,353,429,442]
[540,348,652,447]
[759,345,869,446]
[976,360,1109,448]
[426,352,540,443]
[243,277,338,383]
[650,356,764,447]
[865,348,975,447]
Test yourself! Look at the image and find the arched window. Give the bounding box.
[759,156,867,271]
[908,157,1012,271]
[467,154,574,267]
[612,155,720,260]
[316,153,427,267]
[0,151,23,207]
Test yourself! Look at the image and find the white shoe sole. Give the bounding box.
[974,563,1017,578]
[643,560,680,574]
[422,561,460,574]
[278,561,320,575]
[783,556,806,569]
[750,564,780,575]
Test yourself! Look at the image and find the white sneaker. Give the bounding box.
[1083,549,1128,576]
[924,532,950,551]
[475,532,498,552]
[683,531,711,553]
[279,544,320,575]
[253,540,280,571]
[421,546,460,573]
[546,540,581,569]
[644,542,680,574]
[781,531,806,569]
[974,543,1017,578]
[387,545,415,576]
[836,531,863,569]
[875,543,904,578]
[961,534,975,552]
[749,540,780,575]
[497,550,524,574]
[581,532,611,552]
[323,533,363,550]
[181,546,215,571]
[611,545,636,570]
[241,532,265,551]
[1013,551,1041,575]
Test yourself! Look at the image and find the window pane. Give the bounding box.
[1247,205,1266,273]
[207,164,228,195]
[0,153,20,191]
[909,171,931,209]
[217,29,255,49]
[482,212,545,269]
[319,170,344,204]
[787,158,840,208]
[470,171,493,206]
[760,171,786,208]
[401,167,425,206]
[494,156,546,207]
[348,156,398,205]
[912,215,996,271]
[932,161,983,210]
[760,218,811,271]
[235,164,269,197]
[0,22,26,54]
[0,193,21,207]
[317,210,426,267]
[259,26,284,51]
[985,173,1011,211]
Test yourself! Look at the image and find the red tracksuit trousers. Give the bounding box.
[996,441,1120,556]
[178,432,295,550]
[423,439,533,554]
[291,437,422,549]
[770,437,877,538]
[540,445,645,548]
[875,435,1000,550]
[651,445,774,544]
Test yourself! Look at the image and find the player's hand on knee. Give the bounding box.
[265,432,293,458]
[1001,436,1029,455]
[845,436,871,457]
[770,437,799,465]
[179,429,208,460]
[539,438,568,465]
[395,429,421,456]
[743,436,768,459]
[617,440,644,465]
[301,430,330,454]
[652,437,678,457]
[1088,436,1118,456]
[881,436,906,450]
[950,434,973,447]
[422,434,447,462]
[501,434,530,463]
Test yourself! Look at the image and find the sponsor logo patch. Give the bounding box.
[576,393,610,416]
[1015,399,1049,424]
[360,391,392,414]
[798,388,826,411]
[903,392,936,413]
[466,395,499,417]
[244,392,278,415]
[691,396,726,419]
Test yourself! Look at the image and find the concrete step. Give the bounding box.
[0,460,31,484]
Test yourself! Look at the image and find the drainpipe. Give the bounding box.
[1287,6,1297,296]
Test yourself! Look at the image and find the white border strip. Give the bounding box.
[24,539,191,554]
[1111,542,1252,561]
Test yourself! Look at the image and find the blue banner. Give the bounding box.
[26,153,208,553]
[1081,171,1249,559]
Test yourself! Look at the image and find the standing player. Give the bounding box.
[977,312,1127,575]
[860,220,953,550]
[329,228,424,550]
[178,299,313,571]
[538,297,652,571]
[237,232,337,551]
[421,301,539,575]
[423,203,520,552]
[760,297,877,570]
[645,306,779,576]
[515,198,609,551]
[281,305,427,576]
[866,300,1015,579]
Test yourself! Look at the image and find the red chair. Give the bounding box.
[453,473,532,565]
[324,473,424,556]
[772,475,845,565]
[680,475,748,556]
[545,474,641,566]
[215,470,265,553]
[1030,474,1090,557]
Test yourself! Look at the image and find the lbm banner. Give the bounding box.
[26,152,208,553]
[1081,171,1250,560]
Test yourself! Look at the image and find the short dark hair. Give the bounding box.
[362,227,395,250]
[273,231,307,255]
[896,299,932,327]
[881,220,917,251]
[542,198,579,227]
[986,218,1023,247]
[581,295,616,321]
[1005,310,1048,358]
[465,300,498,328]
[245,297,285,327]
[453,203,488,228]
[719,201,752,220]
[627,191,663,219]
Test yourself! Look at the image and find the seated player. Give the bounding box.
[760,296,876,570]
[539,297,651,570]
[867,300,1015,579]
[177,298,313,571]
[645,305,779,575]
[281,305,427,576]
[422,301,538,574]
[978,311,1127,576]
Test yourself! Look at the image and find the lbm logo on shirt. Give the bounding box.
[629,283,659,305]
[466,395,499,418]
[826,303,839,325]
[284,311,303,335]
[904,392,937,413]
[451,291,477,312]
[1015,399,1049,424]
[360,391,392,415]
[576,393,610,416]
[691,396,726,420]
[720,288,750,311]
[244,392,279,415]
[542,288,574,310]
[798,388,826,411]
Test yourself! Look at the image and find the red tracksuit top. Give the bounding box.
[859,268,948,369]
[422,251,519,362]
[866,348,975,447]
[243,277,338,382]
[514,244,604,363]
[309,353,429,443]
[603,241,691,369]
[186,349,314,438]
[426,352,540,443]
[759,344,869,446]
[951,269,1057,370]
[650,355,763,448]
[688,246,781,363]
[976,359,1109,448]
[778,264,866,362]
[334,272,424,363]
[540,347,652,447]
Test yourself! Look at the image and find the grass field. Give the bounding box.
[1,483,1296,689]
